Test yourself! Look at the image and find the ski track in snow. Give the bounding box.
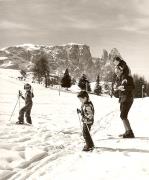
[0,69,149,180]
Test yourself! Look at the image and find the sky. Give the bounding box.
[0,0,149,80]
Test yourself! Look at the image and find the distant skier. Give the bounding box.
[77,91,94,151]
[114,65,135,138]
[16,83,34,125]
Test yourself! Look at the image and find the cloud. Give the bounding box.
[0,0,145,33]
[118,17,149,34]
[133,0,149,16]
[61,16,99,30]
[57,0,149,33]
[0,0,15,1]
[119,26,138,32]
[0,20,32,30]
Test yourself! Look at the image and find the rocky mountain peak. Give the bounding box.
[0,44,123,81]
[109,48,122,61]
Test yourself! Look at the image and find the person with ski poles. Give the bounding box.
[16,83,34,125]
[77,90,94,151]
[113,65,135,138]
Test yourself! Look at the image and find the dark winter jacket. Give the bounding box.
[118,75,135,103]
[21,91,34,106]
[81,100,94,124]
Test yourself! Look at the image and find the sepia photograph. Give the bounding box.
[0,0,149,179]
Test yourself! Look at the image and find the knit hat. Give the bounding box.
[113,56,122,62]
[77,91,89,99]
[24,83,31,90]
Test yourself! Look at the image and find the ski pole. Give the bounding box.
[77,111,94,145]
[77,111,82,131]
[84,122,94,146]
[18,93,20,111]
[9,95,20,121]
[85,122,91,136]
[77,110,92,137]
[77,111,85,142]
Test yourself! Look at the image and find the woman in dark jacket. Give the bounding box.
[114,65,135,138]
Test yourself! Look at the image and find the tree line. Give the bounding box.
[20,55,149,98]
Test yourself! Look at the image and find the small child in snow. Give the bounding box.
[77,91,94,151]
[16,83,34,125]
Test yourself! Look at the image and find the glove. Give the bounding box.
[77,108,81,114]
[113,84,118,91]
[122,79,127,85]
[117,85,125,91]
[19,90,22,97]
[82,118,88,123]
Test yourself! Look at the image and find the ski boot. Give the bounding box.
[16,121,24,125]
[123,130,135,138]
[26,117,32,125]
[16,118,24,125]
[119,131,127,137]
[82,145,94,152]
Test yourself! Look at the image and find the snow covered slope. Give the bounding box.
[0,69,149,180]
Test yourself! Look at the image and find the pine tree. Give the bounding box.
[78,74,91,92]
[32,55,50,87]
[61,68,71,89]
[146,83,149,96]
[133,74,146,98]
[20,69,27,80]
[86,81,91,92]
[94,74,101,95]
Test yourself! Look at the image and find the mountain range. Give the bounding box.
[0,43,121,81]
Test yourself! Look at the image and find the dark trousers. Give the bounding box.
[83,123,94,148]
[18,104,32,124]
[120,100,133,120]
[120,100,133,131]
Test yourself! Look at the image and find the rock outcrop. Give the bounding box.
[0,44,122,81]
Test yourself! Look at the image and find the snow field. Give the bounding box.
[0,69,149,180]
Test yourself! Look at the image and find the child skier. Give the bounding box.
[16,83,34,125]
[77,91,94,151]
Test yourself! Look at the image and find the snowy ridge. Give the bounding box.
[0,57,8,61]
[0,43,99,80]
[16,44,41,51]
[62,42,89,46]
[0,69,149,180]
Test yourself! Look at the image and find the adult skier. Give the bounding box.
[114,65,135,138]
